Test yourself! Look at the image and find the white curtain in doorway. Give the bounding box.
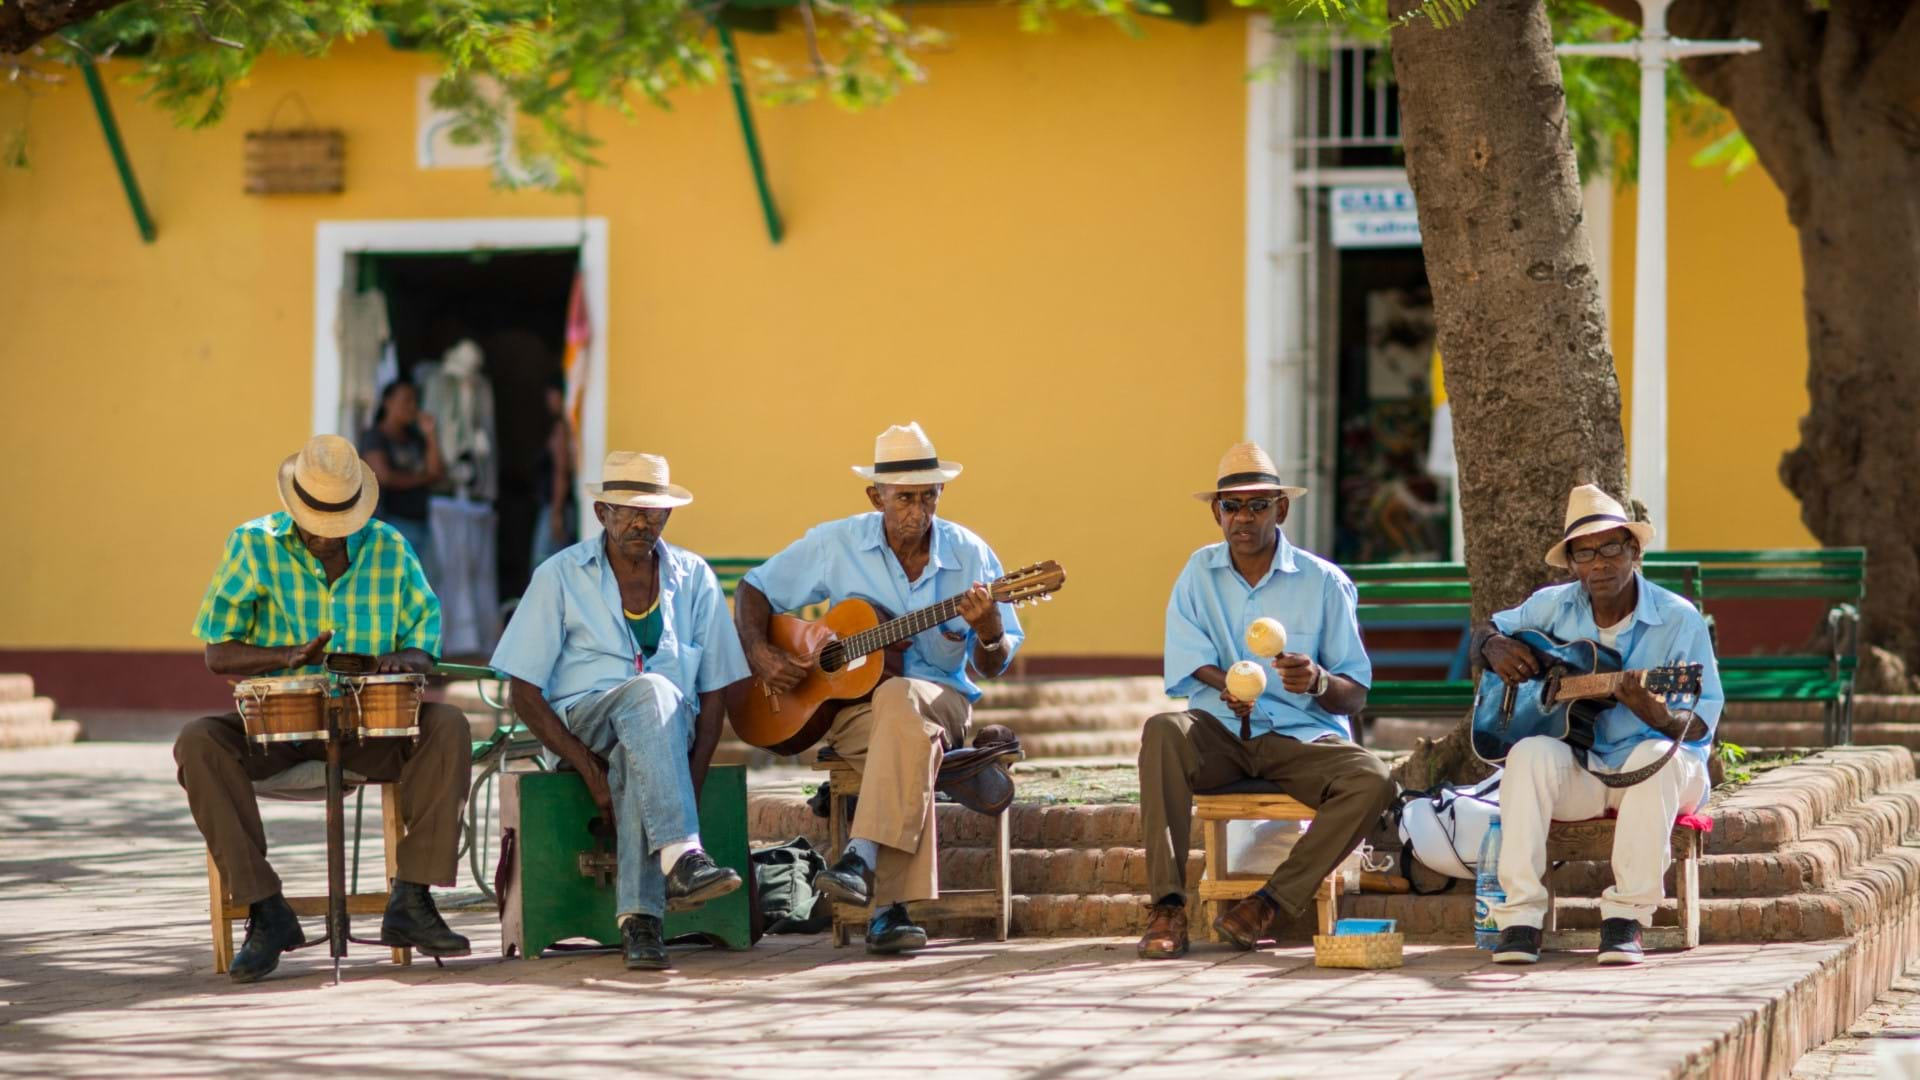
[335,288,391,440]
[431,496,501,656]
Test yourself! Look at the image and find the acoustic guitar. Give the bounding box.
[728,561,1067,755]
[1470,628,1704,784]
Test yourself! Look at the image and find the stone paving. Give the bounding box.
[0,743,1895,1079]
[1793,971,1920,1077]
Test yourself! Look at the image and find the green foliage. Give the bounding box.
[1718,739,1752,784]
[4,0,1751,190]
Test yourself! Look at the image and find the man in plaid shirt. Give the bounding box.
[177,435,472,983]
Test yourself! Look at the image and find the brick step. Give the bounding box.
[0,673,34,704]
[977,677,1172,711]
[0,697,55,727]
[971,703,1157,736]
[1017,731,1144,759]
[0,719,81,750]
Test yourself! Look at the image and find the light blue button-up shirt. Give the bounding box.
[1165,529,1372,742]
[1491,572,1723,770]
[743,513,1024,703]
[490,536,750,718]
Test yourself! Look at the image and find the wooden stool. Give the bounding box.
[1194,779,1340,941]
[813,754,1012,947]
[1541,814,1707,951]
[206,781,411,973]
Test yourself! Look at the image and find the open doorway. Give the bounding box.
[1329,247,1447,565]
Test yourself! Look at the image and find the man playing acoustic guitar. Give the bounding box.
[1482,484,1722,966]
[734,423,1023,955]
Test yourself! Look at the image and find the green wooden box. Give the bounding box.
[499,764,752,957]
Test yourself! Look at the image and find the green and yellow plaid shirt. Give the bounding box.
[191,512,441,676]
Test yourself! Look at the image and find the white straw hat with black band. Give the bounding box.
[1545,483,1655,568]
[1192,441,1307,502]
[586,451,693,509]
[276,435,380,538]
[851,422,964,485]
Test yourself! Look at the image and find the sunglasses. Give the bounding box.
[1218,497,1277,515]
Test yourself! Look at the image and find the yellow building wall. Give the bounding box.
[0,11,1248,659]
[1608,130,1817,550]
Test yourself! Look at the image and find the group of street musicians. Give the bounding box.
[179,424,1719,982]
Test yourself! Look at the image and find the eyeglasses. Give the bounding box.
[604,504,670,527]
[1218,497,1276,515]
[1568,540,1631,564]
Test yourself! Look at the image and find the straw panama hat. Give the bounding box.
[586,451,694,509]
[1192,442,1308,502]
[1545,483,1655,568]
[852,422,964,485]
[277,435,380,538]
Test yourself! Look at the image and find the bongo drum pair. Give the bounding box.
[235,673,424,747]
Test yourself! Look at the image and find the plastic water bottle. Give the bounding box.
[1473,814,1504,950]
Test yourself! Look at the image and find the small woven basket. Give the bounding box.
[1313,932,1403,969]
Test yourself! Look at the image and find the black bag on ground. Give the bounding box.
[752,837,831,935]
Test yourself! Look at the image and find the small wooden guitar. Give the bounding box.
[1471,629,1703,785]
[728,561,1067,755]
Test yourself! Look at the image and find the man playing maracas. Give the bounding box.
[1135,443,1392,959]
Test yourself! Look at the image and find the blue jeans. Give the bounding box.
[564,674,700,921]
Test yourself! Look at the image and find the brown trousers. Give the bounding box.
[824,677,971,906]
[173,703,471,905]
[1138,710,1396,916]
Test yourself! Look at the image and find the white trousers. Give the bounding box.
[1491,736,1708,929]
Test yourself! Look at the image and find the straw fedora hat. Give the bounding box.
[277,435,380,538]
[586,451,694,509]
[1192,442,1308,502]
[851,422,964,485]
[1545,483,1655,568]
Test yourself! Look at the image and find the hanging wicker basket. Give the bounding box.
[1313,932,1404,970]
[245,96,344,195]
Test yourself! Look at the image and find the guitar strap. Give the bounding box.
[1575,712,1708,788]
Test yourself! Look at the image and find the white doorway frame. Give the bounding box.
[311,217,611,536]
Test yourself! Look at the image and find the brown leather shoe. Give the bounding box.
[1213,893,1277,951]
[1137,901,1189,959]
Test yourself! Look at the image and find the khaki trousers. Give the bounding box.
[173,704,471,905]
[824,677,971,906]
[1138,710,1396,916]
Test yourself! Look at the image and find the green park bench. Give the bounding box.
[1348,561,1704,730]
[1641,549,1864,745]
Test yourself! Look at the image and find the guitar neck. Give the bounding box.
[840,594,970,658]
[1554,670,1636,701]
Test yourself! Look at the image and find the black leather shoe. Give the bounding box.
[622,914,670,970]
[664,849,743,913]
[380,880,471,957]
[229,893,306,984]
[1492,925,1542,965]
[866,903,928,955]
[1597,918,1645,965]
[814,851,875,908]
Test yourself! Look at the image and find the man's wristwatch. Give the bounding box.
[978,632,1006,653]
[1308,667,1331,698]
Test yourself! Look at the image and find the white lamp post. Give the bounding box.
[1556,0,1757,545]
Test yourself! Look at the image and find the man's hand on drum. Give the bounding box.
[283,631,332,670]
[376,648,434,675]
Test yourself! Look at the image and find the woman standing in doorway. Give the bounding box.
[361,380,446,580]
[532,379,577,568]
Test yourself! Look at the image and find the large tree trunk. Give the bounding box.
[1385,0,1632,789]
[1663,0,1920,678]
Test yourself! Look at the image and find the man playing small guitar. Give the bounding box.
[733,423,1023,955]
[1482,485,1723,966]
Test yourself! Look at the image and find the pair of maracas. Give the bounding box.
[1225,617,1289,703]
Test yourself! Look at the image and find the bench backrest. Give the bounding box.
[1641,548,1865,603]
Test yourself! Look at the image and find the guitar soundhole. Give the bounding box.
[818,643,845,674]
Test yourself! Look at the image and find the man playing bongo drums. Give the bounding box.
[177,435,473,983]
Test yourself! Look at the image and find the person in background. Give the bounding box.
[533,378,578,569]
[361,380,445,580]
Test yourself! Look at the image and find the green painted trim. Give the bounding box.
[75,51,156,244]
[717,23,784,245]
